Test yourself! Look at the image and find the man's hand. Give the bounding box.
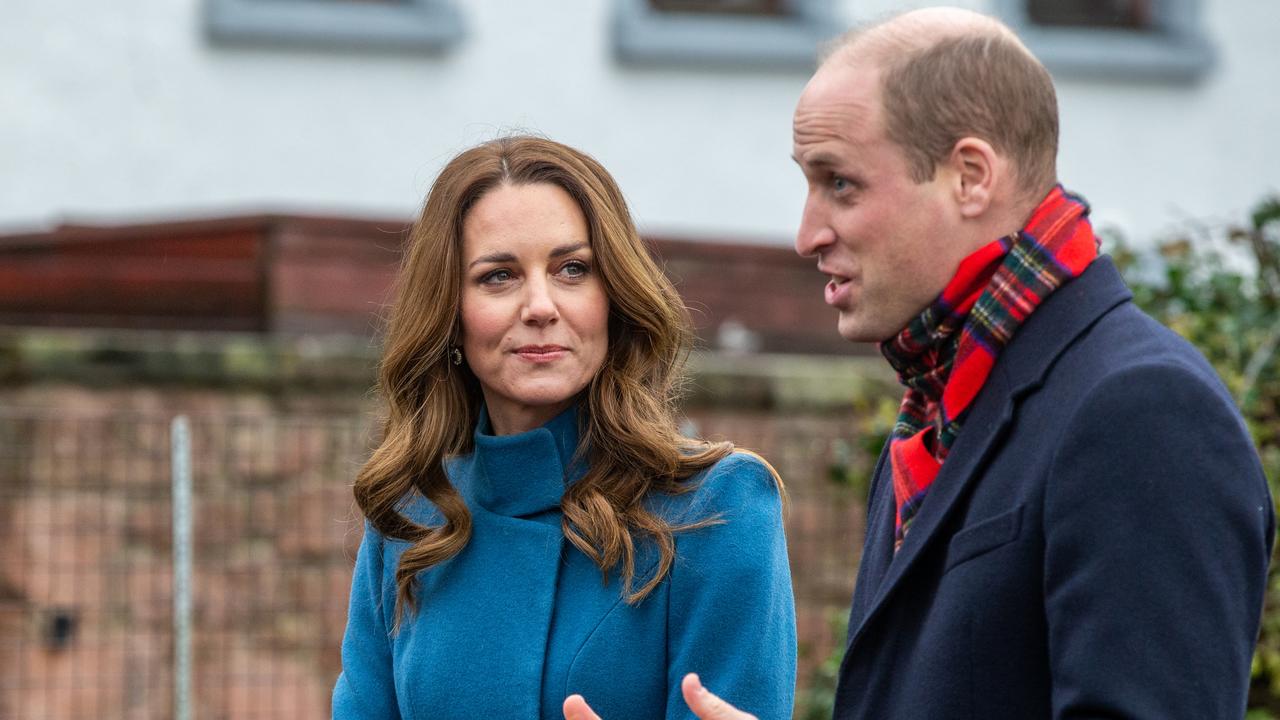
[562,674,757,720]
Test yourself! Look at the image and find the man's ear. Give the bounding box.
[947,137,999,219]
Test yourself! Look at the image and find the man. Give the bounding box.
[566,7,1273,719]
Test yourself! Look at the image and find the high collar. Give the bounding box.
[466,403,586,518]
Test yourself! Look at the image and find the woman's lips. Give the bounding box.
[514,345,568,363]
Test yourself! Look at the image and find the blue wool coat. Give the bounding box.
[833,257,1275,719]
[332,406,796,720]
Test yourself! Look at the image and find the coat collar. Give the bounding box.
[847,256,1133,649]
[460,403,586,518]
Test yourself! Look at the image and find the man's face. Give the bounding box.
[792,60,965,343]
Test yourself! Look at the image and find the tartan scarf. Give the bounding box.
[881,186,1099,551]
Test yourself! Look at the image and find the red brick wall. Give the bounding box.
[0,220,267,331]
[0,378,880,719]
[0,216,863,357]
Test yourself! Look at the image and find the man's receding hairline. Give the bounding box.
[822,8,1033,72]
[810,7,1060,206]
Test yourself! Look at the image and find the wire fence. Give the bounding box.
[0,406,868,719]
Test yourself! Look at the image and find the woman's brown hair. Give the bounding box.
[353,135,777,624]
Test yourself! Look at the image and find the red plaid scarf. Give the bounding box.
[881,186,1098,550]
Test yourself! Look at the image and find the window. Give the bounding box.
[650,0,788,16]
[1026,0,1154,31]
[612,0,838,70]
[204,0,464,53]
[998,0,1213,82]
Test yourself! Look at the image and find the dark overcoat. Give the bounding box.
[834,257,1274,719]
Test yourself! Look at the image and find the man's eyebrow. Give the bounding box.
[467,243,588,270]
[793,152,841,168]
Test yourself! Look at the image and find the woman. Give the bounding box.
[332,136,795,720]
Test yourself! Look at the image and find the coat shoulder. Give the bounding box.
[658,450,783,522]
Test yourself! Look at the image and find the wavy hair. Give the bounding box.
[353,136,776,625]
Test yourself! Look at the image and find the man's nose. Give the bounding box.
[795,196,835,257]
[520,276,559,326]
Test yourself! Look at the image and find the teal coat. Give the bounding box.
[333,406,796,719]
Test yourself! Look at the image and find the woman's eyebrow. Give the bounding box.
[468,243,588,270]
[468,252,515,269]
[549,242,588,258]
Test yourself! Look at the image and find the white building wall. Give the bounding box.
[2,0,1277,246]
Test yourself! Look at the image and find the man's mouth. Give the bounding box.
[824,274,853,306]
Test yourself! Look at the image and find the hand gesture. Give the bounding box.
[562,673,758,720]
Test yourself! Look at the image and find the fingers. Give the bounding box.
[681,673,757,720]
[562,694,603,720]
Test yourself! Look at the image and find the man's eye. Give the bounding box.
[832,176,851,192]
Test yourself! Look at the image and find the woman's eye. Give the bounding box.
[480,269,513,284]
[560,260,589,278]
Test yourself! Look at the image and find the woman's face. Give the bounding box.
[459,182,610,436]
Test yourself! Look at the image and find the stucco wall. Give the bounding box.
[3,0,1277,246]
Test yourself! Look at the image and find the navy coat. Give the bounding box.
[833,257,1274,719]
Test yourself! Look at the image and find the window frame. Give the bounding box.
[996,0,1214,82]
[204,0,464,53]
[611,0,838,71]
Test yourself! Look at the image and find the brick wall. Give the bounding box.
[0,216,865,357]
[0,331,896,719]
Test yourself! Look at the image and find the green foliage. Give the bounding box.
[1112,195,1280,714]
[825,394,898,498]
[794,610,850,720]
[800,395,894,719]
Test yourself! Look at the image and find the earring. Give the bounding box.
[449,347,463,366]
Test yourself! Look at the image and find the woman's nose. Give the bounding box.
[520,277,559,326]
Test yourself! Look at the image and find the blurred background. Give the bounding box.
[1,0,1278,718]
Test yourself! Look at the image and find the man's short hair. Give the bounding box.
[832,22,1060,196]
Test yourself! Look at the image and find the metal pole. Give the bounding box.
[171,416,193,720]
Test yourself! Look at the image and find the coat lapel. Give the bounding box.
[846,364,1017,648]
[844,256,1133,652]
